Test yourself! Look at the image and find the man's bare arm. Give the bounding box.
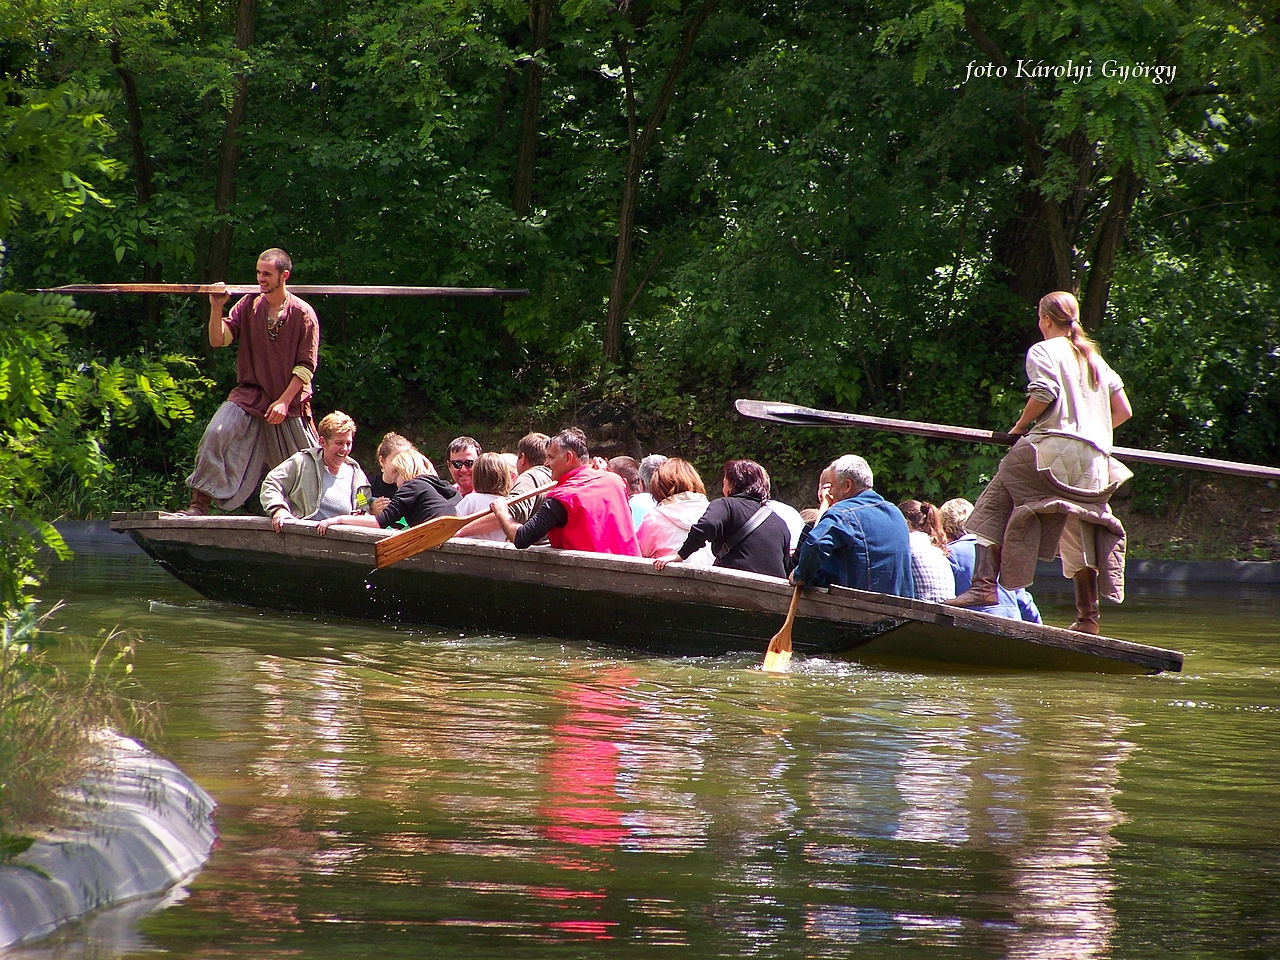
[208,285,232,347]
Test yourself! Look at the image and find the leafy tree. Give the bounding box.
[2,1,206,615]
[877,0,1275,330]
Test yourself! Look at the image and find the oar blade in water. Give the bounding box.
[762,641,792,673]
[762,585,803,673]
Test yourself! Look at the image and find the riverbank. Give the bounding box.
[0,731,216,949]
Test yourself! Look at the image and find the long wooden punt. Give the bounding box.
[109,512,1184,674]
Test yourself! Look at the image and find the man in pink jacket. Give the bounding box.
[491,428,641,556]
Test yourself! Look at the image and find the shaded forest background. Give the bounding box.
[3,0,1278,538]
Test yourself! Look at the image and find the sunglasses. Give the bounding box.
[449,459,476,470]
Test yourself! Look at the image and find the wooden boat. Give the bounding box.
[109,512,1184,674]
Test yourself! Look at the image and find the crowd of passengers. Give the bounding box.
[257,416,1041,624]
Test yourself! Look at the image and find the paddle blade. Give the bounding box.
[374,514,473,568]
[762,585,802,673]
[762,645,792,673]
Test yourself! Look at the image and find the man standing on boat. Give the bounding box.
[183,248,320,515]
[490,428,641,557]
[791,455,915,598]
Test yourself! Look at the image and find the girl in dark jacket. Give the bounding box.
[653,459,792,578]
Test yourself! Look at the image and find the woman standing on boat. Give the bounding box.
[947,291,1133,635]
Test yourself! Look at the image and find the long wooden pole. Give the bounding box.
[36,283,529,298]
[735,399,1280,481]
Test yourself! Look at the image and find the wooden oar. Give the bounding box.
[736,399,1280,481]
[763,585,803,673]
[762,488,829,673]
[36,283,529,298]
[374,482,557,569]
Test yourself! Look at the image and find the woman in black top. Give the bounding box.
[653,459,791,578]
[317,449,460,535]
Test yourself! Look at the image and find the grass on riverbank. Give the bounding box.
[0,605,158,853]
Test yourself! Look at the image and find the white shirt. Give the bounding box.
[768,500,805,550]
[453,492,507,541]
[1024,336,1131,491]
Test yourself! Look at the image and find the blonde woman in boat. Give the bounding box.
[452,453,513,542]
[260,410,370,533]
[316,449,459,535]
[947,290,1133,635]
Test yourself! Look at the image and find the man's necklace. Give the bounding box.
[266,301,286,341]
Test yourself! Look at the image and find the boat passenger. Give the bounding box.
[446,436,482,496]
[898,500,956,603]
[184,247,320,516]
[609,456,655,529]
[453,453,513,542]
[635,459,715,567]
[939,498,1040,623]
[491,428,641,557]
[499,452,520,484]
[790,455,915,598]
[767,498,806,551]
[652,459,792,578]
[370,431,414,516]
[946,291,1133,635]
[638,454,668,493]
[316,448,460,536]
[261,411,371,533]
[454,432,553,539]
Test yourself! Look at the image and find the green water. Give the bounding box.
[20,554,1280,958]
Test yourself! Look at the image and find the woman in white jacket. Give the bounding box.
[636,459,716,567]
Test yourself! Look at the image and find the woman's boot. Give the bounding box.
[1068,568,1100,634]
[946,544,1001,607]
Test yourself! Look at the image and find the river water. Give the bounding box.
[18,553,1280,959]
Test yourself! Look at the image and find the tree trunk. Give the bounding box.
[110,40,163,332]
[204,0,257,282]
[1079,160,1141,332]
[512,0,553,216]
[965,9,1139,333]
[602,0,719,366]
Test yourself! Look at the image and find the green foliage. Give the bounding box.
[0,0,1275,534]
[0,82,122,238]
[1103,247,1279,463]
[0,271,207,610]
[0,603,157,842]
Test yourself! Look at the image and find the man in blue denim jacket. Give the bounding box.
[791,455,915,599]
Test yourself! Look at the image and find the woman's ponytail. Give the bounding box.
[1039,291,1102,388]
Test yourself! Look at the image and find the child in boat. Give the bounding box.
[371,432,414,515]
[454,453,513,542]
[898,499,956,603]
[316,449,460,535]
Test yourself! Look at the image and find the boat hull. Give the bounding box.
[111,513,1183,673]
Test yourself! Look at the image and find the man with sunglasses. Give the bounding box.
[446,437,482,496]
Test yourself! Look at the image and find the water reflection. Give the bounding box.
[22,557,1280,959]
